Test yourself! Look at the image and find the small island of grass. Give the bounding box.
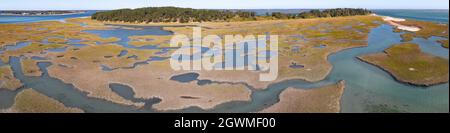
[358,43,449,86]
[437,40,449,48]
[3,89,83,113]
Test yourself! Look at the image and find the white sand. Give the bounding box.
[373,14,421,32]
[382,16,406,22]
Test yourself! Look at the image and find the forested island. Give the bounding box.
[91,7,372,23]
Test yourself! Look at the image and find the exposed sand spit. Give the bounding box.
[374,14,421,32]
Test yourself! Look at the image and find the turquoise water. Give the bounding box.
[373,9,449,23]
[0,10,448,113]
[192,24,449,113]
[330,25,448,113]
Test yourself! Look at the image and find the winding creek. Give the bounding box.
[0,23,448,112]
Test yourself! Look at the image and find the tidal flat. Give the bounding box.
[0,14,448,113]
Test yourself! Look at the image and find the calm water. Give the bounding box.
[373,9,449,23]
[83,24,173,49]
[192,24,449,113]
[0,11,97,24]
[0,9,448,113]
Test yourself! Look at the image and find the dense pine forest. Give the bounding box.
[91,7,372,23]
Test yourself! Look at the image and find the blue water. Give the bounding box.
[0,41,32,55]
[4,41,31,51]
[0,9,448,113]
[47,47,68,52]
[4,57,160,113]
[31,56,47,60]
[411,36,449,59]
[118,50,128,57]
[373,9,449,23]
[83,25,173,49]
[0,11,97,24]
[200,24,449,113]
[170,73,200,83]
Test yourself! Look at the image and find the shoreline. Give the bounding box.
[1,13,447,112]
[0,11,86,16]
[372,14,421,32]
[356,56,449,87]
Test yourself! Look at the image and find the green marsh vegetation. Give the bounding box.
[358,43,449,86]
[396,20,449,48]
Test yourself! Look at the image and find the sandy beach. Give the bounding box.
[373,14,421,32]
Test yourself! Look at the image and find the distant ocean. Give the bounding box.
[372,9,449,23]
[0,10,97,24]
[0,9,448,24]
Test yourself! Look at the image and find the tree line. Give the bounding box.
[271,8,372,19]
[91,7,372,23]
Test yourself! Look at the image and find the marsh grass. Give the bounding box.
[260,81,345,113]
[0,43,67,62]
[10,89,83,113]
[397,20,449,48]
[437,40,449,48]
[21,58,42,76]
[359,43,449,86]
[0,65,23,90]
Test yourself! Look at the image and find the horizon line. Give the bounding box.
[1,7,449,11]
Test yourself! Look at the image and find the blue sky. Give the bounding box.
[0,0,449,10]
